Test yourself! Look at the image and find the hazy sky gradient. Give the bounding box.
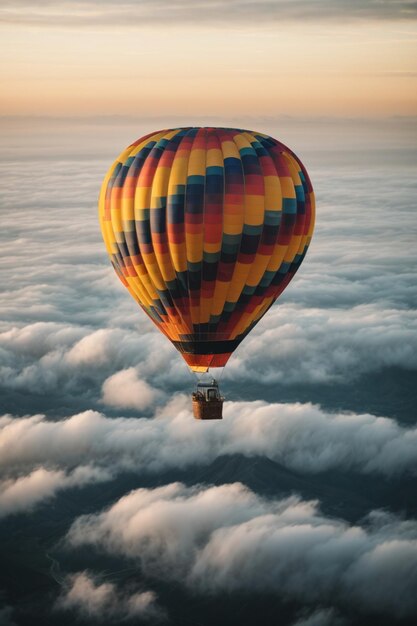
[1,0,416,117]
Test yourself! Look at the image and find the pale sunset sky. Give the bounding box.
[1,0,416,119]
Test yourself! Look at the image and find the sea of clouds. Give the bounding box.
[1,399,417,520]
[1,137,416,411]
[0,116,416,625]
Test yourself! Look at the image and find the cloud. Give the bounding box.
[101,368,158,410]
[66,482,417,618]
[0,0,416,27]
[226,303,417,384]
[0,322,173,414]
[56,571,164,621]
[1,300,416,413]
[0,465,111,518]
[66,328,117,366]
[1,398,416,480]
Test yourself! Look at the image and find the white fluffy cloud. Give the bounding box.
[0,322,177,394]
[101,368,158,410]
[226,303,417,384]
[56,571,163,621]
[1,398,416,481]
[1,302,416,403]
[67,482,417,618]
[0,465,111,518]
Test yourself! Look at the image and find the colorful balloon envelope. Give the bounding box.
[99,127,315,372]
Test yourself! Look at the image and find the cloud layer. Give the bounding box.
[67,482,417,618]
[1,117,416,624]
[2,395,416,518]
[1,398,416,479]
[1,147,416,421]
[1,300,416,410]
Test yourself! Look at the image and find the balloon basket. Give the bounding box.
[192,378,224,420]
[192,396,223,420]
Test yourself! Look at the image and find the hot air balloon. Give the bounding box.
[98,127,315,419]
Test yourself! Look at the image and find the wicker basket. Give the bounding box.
[192,395,223,420]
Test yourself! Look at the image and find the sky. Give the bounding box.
[0,0,417,118]
[0,2,417,626]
